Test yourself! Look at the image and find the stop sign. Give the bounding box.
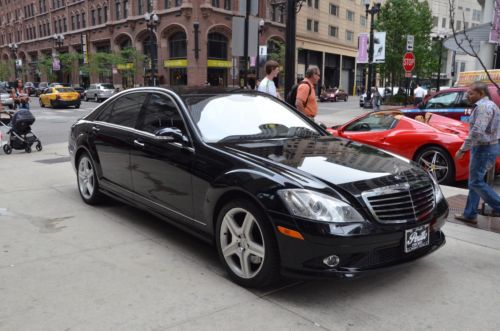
[403,52,415,72]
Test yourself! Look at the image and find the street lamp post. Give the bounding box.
[144,12,159,86]
[256,19,265,81]
[436,33,446,92]
[53,34,65,82]
[364,0,382,106]
[8,43,18,80]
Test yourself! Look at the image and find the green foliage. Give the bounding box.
[86,52,120,77]
[59,52,83,76]
[0,61,12,81]
[375,0,434,86]
[37,55,57,82]
[115,48,144,81]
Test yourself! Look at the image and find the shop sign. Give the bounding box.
[207,60,232,68]
[117,63,135,70]
[456,69,500,87]
[164,59,188,68]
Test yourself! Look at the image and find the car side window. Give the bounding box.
[344,114,398,132]
[95,92,147,128]
[425,92,459,109]
[457,92,470,107]
[137,93,187,135]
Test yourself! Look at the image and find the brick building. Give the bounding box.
[0,0,286,88]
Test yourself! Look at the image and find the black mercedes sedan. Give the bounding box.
[68,87,447,288]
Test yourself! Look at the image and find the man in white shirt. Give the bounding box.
[258,60,281,99]
[413,83,426,105]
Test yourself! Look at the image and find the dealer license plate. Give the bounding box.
[404,224,430,253]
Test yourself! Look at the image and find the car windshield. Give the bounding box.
[186,94,321,143]
[100,84,114,89]
[55,87,75,93]
[0,88,8,94]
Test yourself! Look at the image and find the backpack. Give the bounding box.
[286,81,312,108]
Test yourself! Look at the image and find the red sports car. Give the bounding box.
[328,111,500,184]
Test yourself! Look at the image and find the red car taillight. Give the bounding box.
[56,95,61,100]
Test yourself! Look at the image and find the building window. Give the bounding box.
[212,0,219,7]
[314,0,319,9]
[138,0,143,15]
[307,0,312,6]
[76,14,80,29]
[116,2,121,20]
[472,9,481,21]
[104,6,108,22]
[63,17,67,31]
[456,20,461,30]
[464,21,469,29]
[329,25,338,37]
[307,19,312,31]
[347,10,354,22]
[224,0,231,10]
[432,16,438,27]
[207,32,228,59]
[314,20,319,32]
[82,12,86,28]
[169,31,187,58]
[97,7,102,24]
[346,30,354,41]
[71,16,75,30]
[147,0,152,12]
[360,15,366,27]
[441,17,446,28]
[58,19,62,33]
[330,4,338,16]
[92,9,96,25]
[124,0,129,18]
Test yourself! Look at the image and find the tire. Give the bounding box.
[3,144,12,155]
[25,145,31,153]
[36,141,42,151]
[84,94,88,102]
[414,146,455,185]
[8,104,13,109]
[345,96,348,101]
[77,152,103,205]
[50,100,56,109]
[215,199,280,288]
[94,95,99,102]
[75,103,80,109]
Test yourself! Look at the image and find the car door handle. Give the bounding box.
[134,139,145,148]
[91,126,100,132]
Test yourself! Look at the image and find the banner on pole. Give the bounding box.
[357,33,368,63]
[373,32,386,63]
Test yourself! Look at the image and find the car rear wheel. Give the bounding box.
[94,95,99,102]
[77,152,103,205]
[216,199,280,288]
[415,146,454,185]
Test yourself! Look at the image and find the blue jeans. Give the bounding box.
[463,144,500,219]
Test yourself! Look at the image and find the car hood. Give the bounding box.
[216,136,428,193]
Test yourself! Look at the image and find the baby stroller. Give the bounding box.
[0,107,42,154]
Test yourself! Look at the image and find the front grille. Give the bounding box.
[362,182,435,224]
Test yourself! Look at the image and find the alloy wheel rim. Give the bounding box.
[220,207,265,279]
[78,157,95,199]
[418,150,449,183]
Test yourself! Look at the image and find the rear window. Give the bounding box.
[55,88,76,93]
[100,84,114,89]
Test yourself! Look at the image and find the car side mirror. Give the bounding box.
[317,122,328,130]
[154,127,186,143]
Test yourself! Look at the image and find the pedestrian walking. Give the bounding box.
[371,87,381,111]
[454,82,500,223]
[257,60,281,98]
[413,83,426,106]
[295,65,320,120]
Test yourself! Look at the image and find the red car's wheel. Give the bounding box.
[415,146,455,184]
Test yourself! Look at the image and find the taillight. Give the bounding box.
[56,95,61,100]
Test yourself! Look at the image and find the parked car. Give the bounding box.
[48,82,62,88]
[400,85,500,122]
[360,87,407,108]
[319,88,348,102]
[39,86,81,108]
[72,86,85,99]
[69,87,447,288]
[0,88,14,109]
[35,82,49,96]
[328,110,500,184]
[84,83,116,102]
[24,82,36,96]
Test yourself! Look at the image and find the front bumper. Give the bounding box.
[271,198,448,279]
[52,99,80,107]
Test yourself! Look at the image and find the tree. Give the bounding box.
[115,48,144,88]
[0,61,12,81]
[85,52,120,82]
[36,55,57,82]
[375,0,434,88]
[59,53,83,78]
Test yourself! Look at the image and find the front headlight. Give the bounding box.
[429,174,444,203]
[278,189,365,223]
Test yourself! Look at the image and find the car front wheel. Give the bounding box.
[77,152,103,204]
[216,199,280,288]
[415,146,454,185]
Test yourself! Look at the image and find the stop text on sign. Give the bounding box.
[403,52,415,72]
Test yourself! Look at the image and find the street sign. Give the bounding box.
[406,35,414,51]
[403,52,415,72]
[259,45,267,56]
[52,58,60,71]
[405,72,412,78]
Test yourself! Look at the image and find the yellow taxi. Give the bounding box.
[39,86,81,109]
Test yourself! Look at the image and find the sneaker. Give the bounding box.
[454,213,478,224]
